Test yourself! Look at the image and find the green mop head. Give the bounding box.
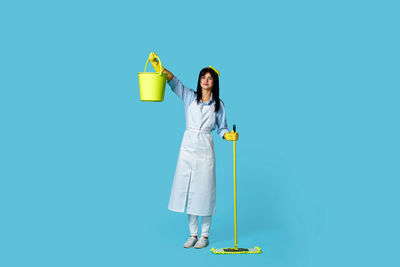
[210,246,262,255]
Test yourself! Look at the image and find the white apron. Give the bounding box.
[168,100,216,216]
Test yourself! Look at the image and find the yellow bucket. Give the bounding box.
[138,54,168,102]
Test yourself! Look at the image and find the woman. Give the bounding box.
[149,52,238,249]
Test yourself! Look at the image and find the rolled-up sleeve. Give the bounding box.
[216,101,229,139]
[167,76,196,108]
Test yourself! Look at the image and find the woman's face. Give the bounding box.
[200,72,214,91]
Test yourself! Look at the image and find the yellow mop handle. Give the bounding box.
[233,124,238,249]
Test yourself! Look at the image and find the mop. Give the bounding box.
[211,125,262,255]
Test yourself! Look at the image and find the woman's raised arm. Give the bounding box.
[163,68,174,82]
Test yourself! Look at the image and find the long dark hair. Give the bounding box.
[196,67,221,113]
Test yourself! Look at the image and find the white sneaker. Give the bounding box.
[183,236,198,248]
[194,237,209,249]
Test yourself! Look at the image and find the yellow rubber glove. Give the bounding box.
[149,52,164,73]
[224,130,239,141]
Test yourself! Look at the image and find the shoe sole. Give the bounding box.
[184,241,197,248]
[194,244,209,249]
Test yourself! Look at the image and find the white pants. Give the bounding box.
[188,214,212,237]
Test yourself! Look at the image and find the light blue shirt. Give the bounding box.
[167,76,229,139]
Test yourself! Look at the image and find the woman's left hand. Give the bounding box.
[224,131,239,141]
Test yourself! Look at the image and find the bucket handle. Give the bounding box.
[144,54,164,76]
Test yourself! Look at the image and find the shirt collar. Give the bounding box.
[200,92,214,105]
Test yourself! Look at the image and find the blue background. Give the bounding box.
[1,0,399,266]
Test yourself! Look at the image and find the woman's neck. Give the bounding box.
[201,89,212,103]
